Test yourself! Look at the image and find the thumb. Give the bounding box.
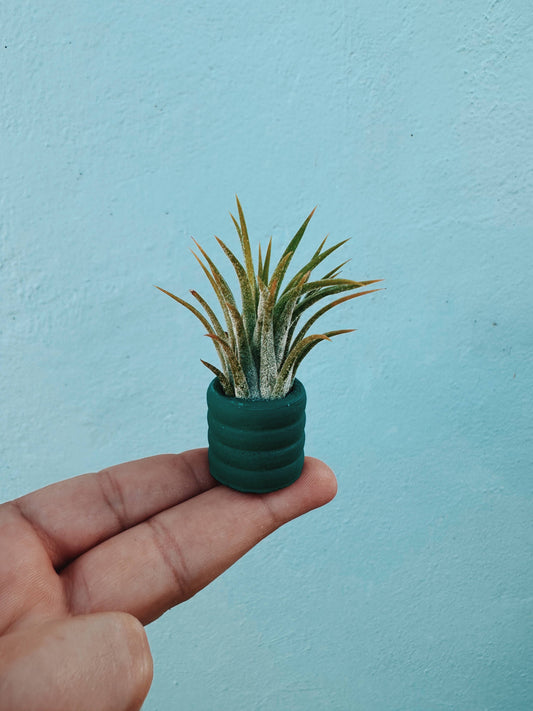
[0,612,153,711]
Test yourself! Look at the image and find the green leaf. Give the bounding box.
[272,206,316,297]
[258,277,278,397]
[291,329,354,377]
[235,195,257,292]
[155,285,209,327]
[215,236,256,342]
[257,242,263,281]
[206,333,250,398]
[262,236,272,283]
[267,250,294,295]
[230,198,257,310]
[226,301,260,398]
[251,277,265,371]
[272,333,330,397]
[190,290,226,338]
[155,285,228,376]
[275,330,355,397]
[290,288,382,349]
[190,247,237,350]
[191,238,237,306]
[321,259,351,280]
[279,206,316,261]
[300,277,371,294]
[201,359,233,395]
[280,238,350,297]
[293,279,383,320]
[274,271,310,363]
[190,289,231,379]
[273,239,324,317]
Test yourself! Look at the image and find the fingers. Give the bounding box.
[0,612,153,711]
[63,457,337,624]
[9,450,217,569]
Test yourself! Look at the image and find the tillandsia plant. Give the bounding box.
[156,197,382,401]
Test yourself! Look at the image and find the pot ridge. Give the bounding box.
[206,378,307,493]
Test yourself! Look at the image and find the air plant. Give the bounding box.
[156,198,382,400]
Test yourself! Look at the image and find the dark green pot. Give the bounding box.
[207,378,306,493]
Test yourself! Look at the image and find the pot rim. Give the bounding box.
[208,377,305,411]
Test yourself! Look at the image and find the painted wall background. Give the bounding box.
[1,1,532,709]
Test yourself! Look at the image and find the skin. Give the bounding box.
[0,449,337,711]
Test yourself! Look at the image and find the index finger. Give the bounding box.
[9,450,217,569]
[63,457,338,625]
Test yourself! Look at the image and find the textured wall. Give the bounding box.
[1,1,532,709]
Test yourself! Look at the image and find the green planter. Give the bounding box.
[207,378,306,493]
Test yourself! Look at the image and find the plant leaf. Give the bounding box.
[300,277,373,294]
[201,359,233,395]
[191,238,237,309]
[280,238,350,297]
[206,333,250,398]
[191,289,231,379]
[251,276,266,371]
[262,236,272,283]
[190,247,237,351]
[235,195,257,293]
[272,333,330,397]
[271,206,316,297]
[226,301,260,397]
[258,277,278,397]
[155,285,228,376]
[215,236,256,342]
[293,279,383,320]
[324,328,356,336]
[267,250,294,295]
[257,241,263,280]
[290,288,383,350]
[190,290,226,338]
[274,271,310,362]
[321,258,351,280]
[290,329,355,381]
[155,285,212,331]
[230,198,258,310]
[279,206,316,261]
[275,330,356,397]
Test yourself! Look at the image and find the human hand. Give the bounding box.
[0,449,336,710]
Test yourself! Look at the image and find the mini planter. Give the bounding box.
[207,377,306,493]
[156,197,381,493]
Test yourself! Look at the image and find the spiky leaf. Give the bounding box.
[190,290,226,338]
[215,236,256,341]
[235,196,256,293]
[258,277,278,397]
[321,259,351,280]
[206,333,250,398]
[201,360,232,395]
[271,207,316,297]
[262,236,272,283]
[291,288,382,349]
[190,248,236,350]
[272,334,330,397]
[281,238,350,297]
[155,286,228,378]
[226,301,260,397]
[274,271,310,362]
[291,329,355,378]
[293,279,383,320]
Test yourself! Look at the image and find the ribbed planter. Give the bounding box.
[207,378,306,493]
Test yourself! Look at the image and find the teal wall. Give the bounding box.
[2,2,532,709]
